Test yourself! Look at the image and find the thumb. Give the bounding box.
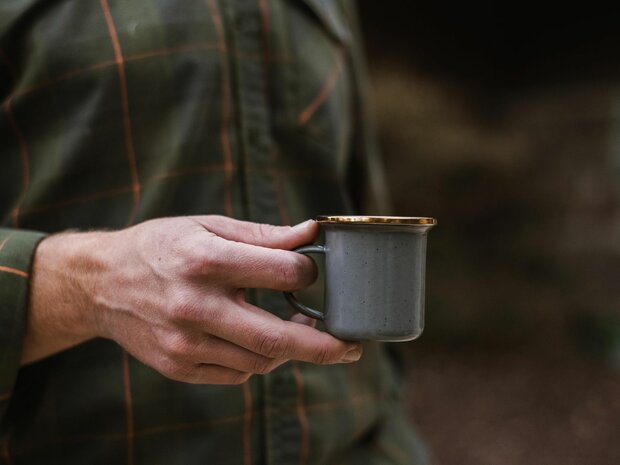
[196,216,319,250]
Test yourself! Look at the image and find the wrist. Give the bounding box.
[24,230,116,362]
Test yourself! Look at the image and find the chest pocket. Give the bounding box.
[275,0,355,169]
[298,0,352,45]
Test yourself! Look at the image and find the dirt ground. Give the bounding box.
[405,348,620,465]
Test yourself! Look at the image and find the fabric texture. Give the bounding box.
[0,1,426,464]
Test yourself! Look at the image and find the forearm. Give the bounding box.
[22,231,110,364]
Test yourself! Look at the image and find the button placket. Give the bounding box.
[226,1,303,465]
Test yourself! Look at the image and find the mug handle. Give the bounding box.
[283,244,326,321]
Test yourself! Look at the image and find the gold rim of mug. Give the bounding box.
[316,215,437,226]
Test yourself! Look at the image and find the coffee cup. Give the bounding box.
[284,215,436,341]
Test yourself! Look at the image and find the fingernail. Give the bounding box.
[341,348,361,363]
[292,219,314,230]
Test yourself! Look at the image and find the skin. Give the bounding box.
[23,216,362,384]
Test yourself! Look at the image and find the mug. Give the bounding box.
[284,215,436,341]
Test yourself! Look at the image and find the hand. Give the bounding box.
[25,216,362,384]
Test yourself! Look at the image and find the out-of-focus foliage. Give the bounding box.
[359,2,620,361]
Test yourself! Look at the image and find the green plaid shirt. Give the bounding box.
[0,1,426,464]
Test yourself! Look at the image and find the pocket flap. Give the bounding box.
[295,0,352,45]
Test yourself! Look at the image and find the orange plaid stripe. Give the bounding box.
[241,382,252,465]
[120,351,134,465]
[100,0,140,228]
[3,98,30,228]
[292,362,310,465]
[15,46,291,99]
[17,60,116,96]
[0,266,28,279]
[206,0,234,218]
[11,393,376,456]
[298,47,345,125]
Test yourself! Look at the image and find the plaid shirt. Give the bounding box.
[0,1,427,464]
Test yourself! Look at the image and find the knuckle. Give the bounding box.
[176,243,224,280]
[255,329,288,358]
[173,245,204,277]
[199,247,227,278]
[279,256,305,289]
[162,332,194,359]
[158,357,191,382]
[180,253,201,276]
[168,292,199,322]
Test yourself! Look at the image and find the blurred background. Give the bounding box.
[356,3,620,464]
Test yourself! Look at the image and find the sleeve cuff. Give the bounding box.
[0,228,46,415]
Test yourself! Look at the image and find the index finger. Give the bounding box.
[208,238,318,292]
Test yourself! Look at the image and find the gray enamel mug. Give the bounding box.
[284,216,436,341]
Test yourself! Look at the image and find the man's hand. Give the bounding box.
[24,216,361,384]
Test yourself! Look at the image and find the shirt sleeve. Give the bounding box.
[0,228,46,421]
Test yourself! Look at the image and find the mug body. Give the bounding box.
[322,223,429,341]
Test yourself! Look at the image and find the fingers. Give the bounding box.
[194,216,319,250]
[166,362,252,385]
[149,299,361,385]
[155,316,360,384]
[188,216,319,291]
[192,365,251,385]
[210,239,318,291]
[165,333,286,375]
[206,300,362,365]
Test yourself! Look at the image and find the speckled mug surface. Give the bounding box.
[284,216,436,341]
